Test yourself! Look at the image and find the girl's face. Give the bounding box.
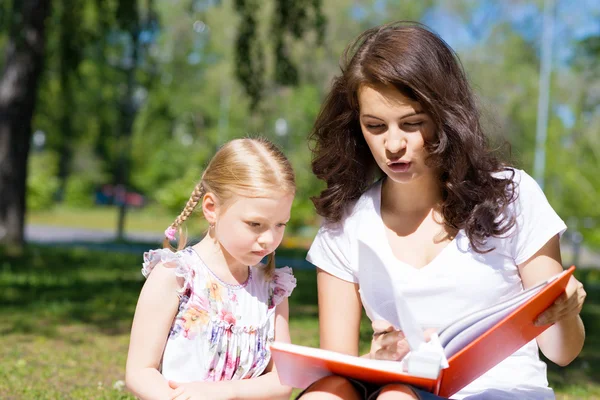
[358,83,437,185]
[213,192,294,267]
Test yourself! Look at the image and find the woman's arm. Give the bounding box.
[125,264,180,400]
[518,234,586,366]
[169,298,293,400]
[317,268,363,355]
[316,268,416,362]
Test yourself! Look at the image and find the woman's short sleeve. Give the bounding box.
[510,170,567,265]
[269,266,297,309]
[142,248,194,295]
[307,221,358,283]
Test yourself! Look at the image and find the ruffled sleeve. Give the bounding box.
[268,266,296,309]
[142,248,194,295]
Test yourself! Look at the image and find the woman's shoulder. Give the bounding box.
[491,167,546,207]
[322,179,382,231]
[491,167,536,187]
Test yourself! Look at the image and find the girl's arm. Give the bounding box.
[518,234,586,366]
[125,263,180,400]
[169,298,294,400]
[221,297,293,400]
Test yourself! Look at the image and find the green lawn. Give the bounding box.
[1,246,598,399]
[27,205,182,234]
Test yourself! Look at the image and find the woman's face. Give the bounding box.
[358,83,437,185]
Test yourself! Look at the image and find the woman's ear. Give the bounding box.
[202,192,219,226]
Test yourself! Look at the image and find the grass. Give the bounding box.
[0,246,599,399]
[27,205,181,234]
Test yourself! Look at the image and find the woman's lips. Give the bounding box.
[387,161,411,173]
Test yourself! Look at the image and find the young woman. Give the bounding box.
[301,21,586,400]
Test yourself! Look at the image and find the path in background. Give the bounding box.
[25,224,600,269]
[25,224,315,270]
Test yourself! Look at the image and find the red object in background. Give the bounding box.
[95,184,145,208]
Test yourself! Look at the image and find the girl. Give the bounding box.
[126,137,297,400]
[300,22,586,400]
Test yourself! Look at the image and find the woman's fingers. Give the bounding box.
[170,387,185,400]
[379,330,404,346]
[423,328,438,341]
[370,320,441,361]
[535,282,587,326]
[372,319,394,336]
[373,337,411,360]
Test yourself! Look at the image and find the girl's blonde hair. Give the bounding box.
[163,137,296,276]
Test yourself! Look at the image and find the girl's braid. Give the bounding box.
[172,182,205,229]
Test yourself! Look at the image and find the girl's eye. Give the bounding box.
[366,124,385,129]
[246,222,260,228]
[276,223,287,228]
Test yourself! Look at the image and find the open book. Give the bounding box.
[271,264,574,397]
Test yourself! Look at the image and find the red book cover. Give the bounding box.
[271,266,575,397]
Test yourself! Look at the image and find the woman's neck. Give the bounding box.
[381,173,443,215]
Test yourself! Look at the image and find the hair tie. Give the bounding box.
[164,226,177,241]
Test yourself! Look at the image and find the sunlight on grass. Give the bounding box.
[27,205,205,234]
[1,246,598,399]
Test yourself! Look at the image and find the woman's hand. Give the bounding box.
[169,380,234,400]
[369,320,410,361]
[535,276,586,326]
[369,320,438,361]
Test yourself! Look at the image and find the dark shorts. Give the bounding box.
[296,377,448,400]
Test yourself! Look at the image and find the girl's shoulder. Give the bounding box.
[141,247,200,295]
[252,265,297,309]
[270,266,297,304]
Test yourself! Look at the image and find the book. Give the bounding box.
[271,264,575,397]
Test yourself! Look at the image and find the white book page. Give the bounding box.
[437,270,566,356]
[437,280,546,348]
[357,241,447,376]
[357,240,425,350]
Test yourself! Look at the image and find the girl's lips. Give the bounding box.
[387,161,411,173]
[252,250,269,257]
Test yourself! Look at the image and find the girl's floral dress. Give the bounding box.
[142,247,296,383]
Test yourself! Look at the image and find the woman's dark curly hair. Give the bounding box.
[309,21,516,253]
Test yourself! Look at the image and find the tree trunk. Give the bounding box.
[0,0,51,247]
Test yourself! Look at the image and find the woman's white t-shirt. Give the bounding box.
[307,169,566,400]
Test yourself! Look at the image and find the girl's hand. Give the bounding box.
[535,276,586,326]
[169,380,234,400]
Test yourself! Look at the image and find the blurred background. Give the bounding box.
[0,0,599,398]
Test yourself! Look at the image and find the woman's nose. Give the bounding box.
[385,127,407,154]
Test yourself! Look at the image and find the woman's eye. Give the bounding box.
[404,121,423,127]
[246,222,260,227]
[276,223,287,228]
[366,124,385,129]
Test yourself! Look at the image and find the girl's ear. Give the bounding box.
[202,192,219,226]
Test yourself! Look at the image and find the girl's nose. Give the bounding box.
[258,229,274,248]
